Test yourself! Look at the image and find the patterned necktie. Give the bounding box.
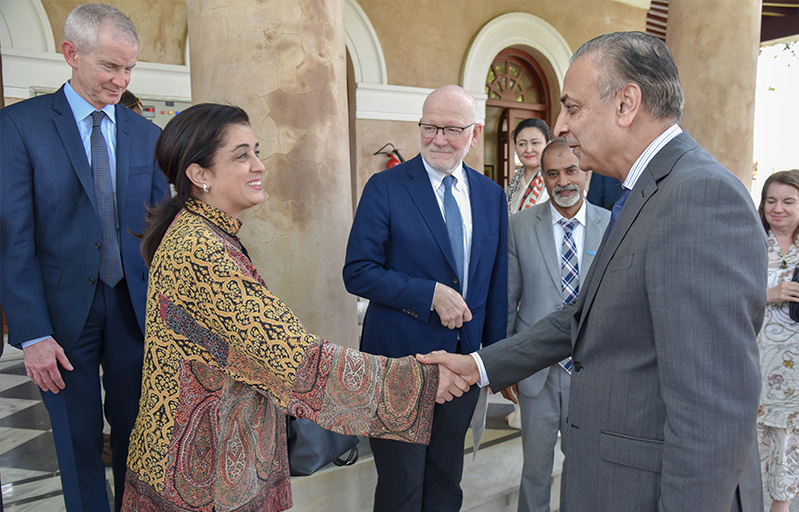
[558,218,578,374]
[607,188,631,234]
[559,219,579,304]
[91,110,123,287]
[443,175,464,284]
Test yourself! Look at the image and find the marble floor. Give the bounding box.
[0,346,115,511]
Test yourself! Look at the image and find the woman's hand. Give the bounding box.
[766,280,799,303]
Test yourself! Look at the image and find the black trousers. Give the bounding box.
[370,385,480,512]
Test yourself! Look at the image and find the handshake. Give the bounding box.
[416,351,481,404]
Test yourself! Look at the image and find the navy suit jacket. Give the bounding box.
[343,154,508,358]
[0,85,168,350]
[586,173,623,210]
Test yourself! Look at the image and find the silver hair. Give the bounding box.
[64,3,138,54]
[571,31,684,123]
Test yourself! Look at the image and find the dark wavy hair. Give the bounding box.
[512,118,551,144]
[139,103,250,266]
[759,169,799,242]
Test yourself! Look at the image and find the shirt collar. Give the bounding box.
[549,198,587,227]
[64,81,116,126]
[422,157,466,191]
[622,123,682,191]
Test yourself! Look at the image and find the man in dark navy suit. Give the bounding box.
[344,85,508,511]
[0,4,167,510]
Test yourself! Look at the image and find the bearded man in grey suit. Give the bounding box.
[503,138,609,512]
[420,31,767,511]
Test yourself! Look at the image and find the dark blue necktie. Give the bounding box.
[91,110,123,287]
[607,188,631,234]
[443,175,464,284]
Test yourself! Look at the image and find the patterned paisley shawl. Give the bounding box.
[122,199,437,512]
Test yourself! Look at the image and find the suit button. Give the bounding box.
[573,361,582,372]
[453,277,459,284]
[88,277,96,285]
[95,242,101,249]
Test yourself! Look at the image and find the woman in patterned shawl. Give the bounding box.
[122,104,458,512]
[757,169,799,512]
[504,118,551,214]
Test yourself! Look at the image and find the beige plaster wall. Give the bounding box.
[41,0,187,64]
[357,0,647,87]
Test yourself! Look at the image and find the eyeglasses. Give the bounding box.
[418,122,475,140]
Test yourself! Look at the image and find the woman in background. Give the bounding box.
[757,169,799,512]
[122,103,452,511]
[505,118,552,214]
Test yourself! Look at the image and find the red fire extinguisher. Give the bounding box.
[374,143,405,169]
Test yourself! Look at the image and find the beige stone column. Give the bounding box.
[187,0,358,348]
[666,0,761,189]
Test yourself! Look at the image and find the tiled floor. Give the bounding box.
[0,346,115,511]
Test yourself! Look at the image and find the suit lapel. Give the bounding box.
[534,204,562,291]
[53,88,98,214]
[582,205,605,270]
[465,165,486,286]
[115,105,130,219]
[574,134,695,345]
[575,175,656,344]
[404,157,459,277]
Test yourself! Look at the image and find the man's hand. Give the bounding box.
[417,351,480,390]
[433,283,472,329]
[500,383,519,404]
[436,364,471,404]
[23,336,73,393]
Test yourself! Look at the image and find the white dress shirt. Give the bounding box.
[421,158,473,298]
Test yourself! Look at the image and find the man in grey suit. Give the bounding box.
[504,139,609,512]
[420,31,766,511]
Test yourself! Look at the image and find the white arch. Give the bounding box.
[0,0,55,52]
[462,13,572,99]
[343,0,386,85]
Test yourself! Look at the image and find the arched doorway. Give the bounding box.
[484,48,551,188]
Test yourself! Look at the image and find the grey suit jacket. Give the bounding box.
[480,132,767,512]
[507,200,609,397]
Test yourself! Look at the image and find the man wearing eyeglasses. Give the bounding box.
[343,85,508,512]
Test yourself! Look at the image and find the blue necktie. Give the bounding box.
[91,110,123,287]
[607,188,631,234]
[559,219,579,304]
[443,175,464,284]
